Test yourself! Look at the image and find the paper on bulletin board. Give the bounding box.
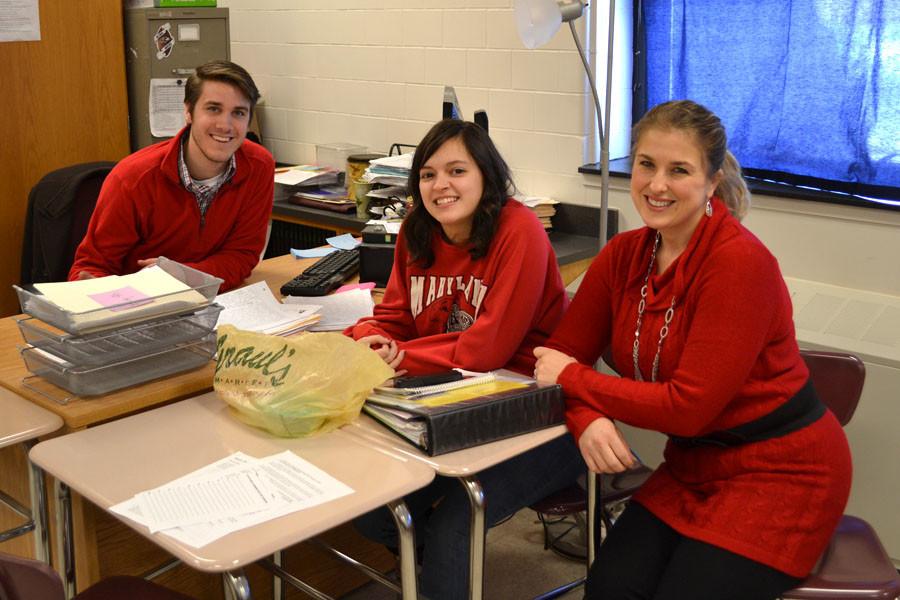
[0,0,40,42]
[149,78,186,137]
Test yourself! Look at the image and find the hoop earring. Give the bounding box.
[705,199,713,217]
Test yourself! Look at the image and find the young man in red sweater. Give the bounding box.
[69,60,274,292]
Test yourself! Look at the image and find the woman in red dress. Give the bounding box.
[534,100,851,600]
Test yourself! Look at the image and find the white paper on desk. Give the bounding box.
[283,288,374,331]
[215,281,319,334]
[149,78,187,137]
[137,466,286,533]
[111,451,354,548]
[109,452,257,526]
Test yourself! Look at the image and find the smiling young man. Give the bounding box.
[69,60,274,291]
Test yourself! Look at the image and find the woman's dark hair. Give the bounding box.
[405,119,515,267]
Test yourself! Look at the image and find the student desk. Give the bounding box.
[346,415,570,600]
[0,388,62,564]
[29,391,435,600]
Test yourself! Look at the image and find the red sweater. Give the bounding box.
[346,200,568,375]
[69,128,274,291]
[547,198,851,577]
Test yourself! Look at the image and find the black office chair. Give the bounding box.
[20,161,115,285]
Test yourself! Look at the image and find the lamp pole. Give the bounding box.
[563,0,615,248]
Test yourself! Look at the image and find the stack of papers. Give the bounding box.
[215,281,320,336]
[364,153,412,187]
[31,265,209,331]
[283,288,374,331]
[110,451,354,548]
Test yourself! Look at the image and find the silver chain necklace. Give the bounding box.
[633,233,677,382]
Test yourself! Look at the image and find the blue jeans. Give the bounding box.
[354,434,585,600]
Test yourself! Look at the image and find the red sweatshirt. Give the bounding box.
[69,128,274,291]
[346,200,568,376]
[547,197,851,577]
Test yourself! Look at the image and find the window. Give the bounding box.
[638,0,900,207]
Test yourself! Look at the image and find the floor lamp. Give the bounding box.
[514,0,616,249]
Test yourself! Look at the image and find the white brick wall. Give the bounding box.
[220,0,594,204]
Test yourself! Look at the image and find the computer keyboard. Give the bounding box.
[280,248,360,296]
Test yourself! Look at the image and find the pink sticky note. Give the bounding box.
[88,286,153,312]
[335,282,376,293]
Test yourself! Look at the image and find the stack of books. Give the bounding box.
[289,185,355,213]
[521,197,560,230]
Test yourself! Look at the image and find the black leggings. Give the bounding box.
[585,502,803,600]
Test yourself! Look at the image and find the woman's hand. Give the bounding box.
[357,335,406,371]
[578,417,635,473]
[533,346,577,384]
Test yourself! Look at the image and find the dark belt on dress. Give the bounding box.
[669,379,825,448]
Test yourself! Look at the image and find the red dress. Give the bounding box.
[346,199,568,375]
[547,197,851,577]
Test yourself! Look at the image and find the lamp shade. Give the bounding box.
[514,0,562,49]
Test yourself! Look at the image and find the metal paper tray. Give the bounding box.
[13,257,223,335]
[20,334,216,398]
[16,304,223,367]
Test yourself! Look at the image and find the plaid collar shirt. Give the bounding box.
[178,132,236,225]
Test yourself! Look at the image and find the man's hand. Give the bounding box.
[75,271,96,280]
[578,417,636,473]
[137,258,159,268]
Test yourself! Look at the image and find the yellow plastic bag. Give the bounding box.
[213,325,394,437]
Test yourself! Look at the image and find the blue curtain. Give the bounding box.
[643,0,900,199]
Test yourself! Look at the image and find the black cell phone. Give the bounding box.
[393,370,463,389]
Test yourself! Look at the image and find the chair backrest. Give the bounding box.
[20,161,115,285]
[799,349,866,427]
[0,551,64,600]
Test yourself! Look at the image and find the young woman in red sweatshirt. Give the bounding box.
[346,119,584,600]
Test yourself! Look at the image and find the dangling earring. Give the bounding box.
[705,199,713,217]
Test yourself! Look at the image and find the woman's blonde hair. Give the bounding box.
[631,100,751,220]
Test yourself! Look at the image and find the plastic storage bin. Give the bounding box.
[13,257,223,335]
[316,142,366,173]
[16,304,223,366]
[20,333,217,398]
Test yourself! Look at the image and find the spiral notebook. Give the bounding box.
[373,372,497,400]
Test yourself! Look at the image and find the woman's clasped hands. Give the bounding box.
[357,334,406,374]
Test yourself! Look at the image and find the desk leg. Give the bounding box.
[586,471,597,568]
[387,499,418,600]
[54,480,75,599]
[223,570,251,600]
[272,550,283,600]
[460,476,486,600]
[24,441,50,564]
